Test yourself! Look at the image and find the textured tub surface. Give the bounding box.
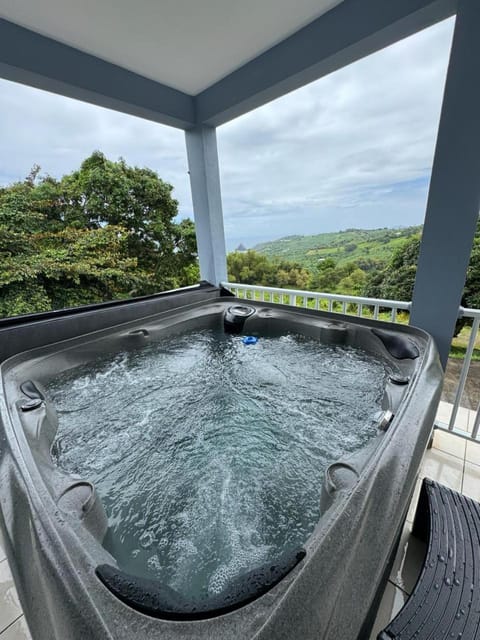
[0,288,443,639]
[48,329,388,606]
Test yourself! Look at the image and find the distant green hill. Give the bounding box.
[253,226,422,270]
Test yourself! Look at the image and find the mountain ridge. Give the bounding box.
[252,225,422,270]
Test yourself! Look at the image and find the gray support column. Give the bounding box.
[185,125,227,286]
[410,0,480,368]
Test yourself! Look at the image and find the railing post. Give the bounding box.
[223,282,410,324]
[185,125,227,286]
[448,315,480,431]
[410,0,480,368]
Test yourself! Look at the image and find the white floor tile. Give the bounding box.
[419,449,464,491]
[457,407,472,432]
[432,429,466,460]
[389,522,426,596]
[0,529,6,564]
[370,431,479,640]
[462,462,480,501]
[0,616,31,640]
[435,400,453,425]
[369,581,408,639]
[465,440,480,466]
[0,562,22,635]
[406,478,422,524]
[436,402,471,432]
[467,409,478,434]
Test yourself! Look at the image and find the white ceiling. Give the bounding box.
[0,0,343,95]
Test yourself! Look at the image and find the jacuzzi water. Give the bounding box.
[47,328,388,602]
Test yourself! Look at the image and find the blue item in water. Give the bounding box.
[242,336,258,345]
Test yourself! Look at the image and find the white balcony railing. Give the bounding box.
[446,306,480,440]
[222,281,410,322]
[222,281,480,443]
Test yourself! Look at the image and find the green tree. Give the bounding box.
[364,230,480,334]
[310,259,338,292]
[227,250,276,284]
[363,236,421,301]
[310,259,368,295]
[51,152,198,289]
[337,267,367,296]
[0,153,199,318]
[463,233,480,309]
[227,250,311,289]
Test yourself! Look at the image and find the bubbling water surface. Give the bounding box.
[48,329,388,600]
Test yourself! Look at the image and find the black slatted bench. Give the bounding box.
[378,478,480,639]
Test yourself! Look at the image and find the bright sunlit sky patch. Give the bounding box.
[0,17,454,250]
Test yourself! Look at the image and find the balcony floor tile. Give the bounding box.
[0,617,31,640]
[419,448,464,491]
[462,462,480,501]
[0,562,22,636]
[389,521,426,596]
[432,429,467,459]
[369,581,408,640]
[465,439,480,466]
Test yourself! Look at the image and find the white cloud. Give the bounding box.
[217,17,455,247]
[0,17,455,250]
[0,82,193,213]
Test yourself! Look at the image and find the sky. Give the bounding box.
[0,17,455,251]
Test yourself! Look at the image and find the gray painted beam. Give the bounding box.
[0,19,194,129]
[185,126,227,285]
[410,0,480,368]
[0,1,457,130]
[196,0,456,126]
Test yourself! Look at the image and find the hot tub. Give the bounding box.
[0,283,443,639]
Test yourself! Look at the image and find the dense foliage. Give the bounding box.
[0,153,198,318]
[231,226,480,317]
[227,250,311,290]
[463,231,480,310]
[3,154,480,326]
[227,251,368,296]
[255,225,422,270]
[310,258,368,296]
[365,230,480,310]
[363,236,421,301]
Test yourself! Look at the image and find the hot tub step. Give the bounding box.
[378,478,480,639]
